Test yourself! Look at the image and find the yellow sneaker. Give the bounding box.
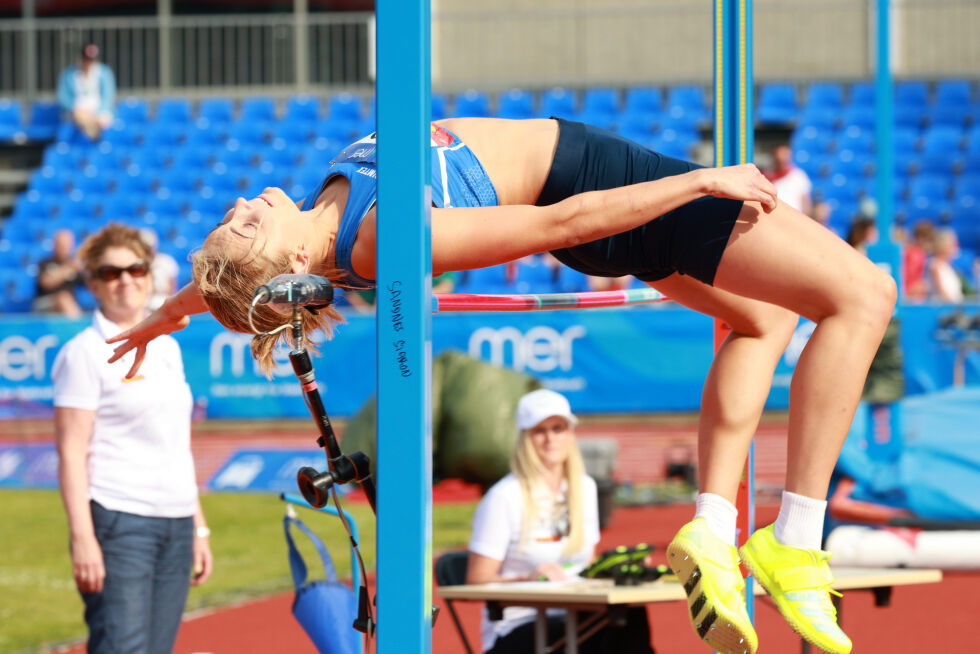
[667,519,758,654]
[740,524,852,654]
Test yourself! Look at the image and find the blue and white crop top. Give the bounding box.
[300,123,499,289]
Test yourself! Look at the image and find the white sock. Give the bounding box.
[774,490,827,550]
[694,493,738,545]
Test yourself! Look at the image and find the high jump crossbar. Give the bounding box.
[431,288,669,313]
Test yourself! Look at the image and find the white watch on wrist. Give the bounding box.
[195,526,211,539]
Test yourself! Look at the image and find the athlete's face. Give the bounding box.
[204,187,306,265]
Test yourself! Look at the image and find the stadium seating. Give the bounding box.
[496,88,535,120]
[757,82,799,124]
[3,79,979,313]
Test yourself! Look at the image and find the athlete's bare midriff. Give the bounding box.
[435,117,560,206]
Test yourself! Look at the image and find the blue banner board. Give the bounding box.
[0,304,975,420]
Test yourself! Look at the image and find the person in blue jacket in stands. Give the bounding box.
[57,43,116,141]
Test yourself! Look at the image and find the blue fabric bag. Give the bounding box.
[285,514,359,654]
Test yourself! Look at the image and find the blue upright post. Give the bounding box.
[869,0,900,284]
[714,0,755,623]
[376,0,433,652]
[867,0,904,474]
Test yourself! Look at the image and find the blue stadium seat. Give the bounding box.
[617,113,657,142]
[833,149,873,179]
[581,87,620,121]
[155,98,193,124]
[655,128,698,160]
[239,97,277,123]
[277,120,317,146]
[791,125,834,154]
[0,99,23,141]
[920,125,964,155]
[895,104,927,130]
[173,145,214,171]
[540,88,578,119]
[70,167,112,196]
[929,105,970,130]
[24,101,60,140]
[144,124,187,149]
[950,202,980,248]
[757,82,799,124]
[840,105,876,132]
[958,176,980,207]
[895,81,929,108]
[963,125,980,153]
[893,127,920,155]
[29,166,68,194]
[456,264,512,294]
[198,97,235,124]
[42,142,84,169]
[624,86,663,117]
[935,79,973,106]
[796,107,839,131]
[496,88,535,120]
[116,98,150,125]
[284,95,321,123]
[849,81,875,108]
[835,126,874,153]
[454,89,491,117]
[916,152,958,178]
[804,82,845,111]
[432,93,449,121]
[326,93,364,122]
[116,167,156,196]
[102,122,139,148]
[226,120,275,148]
[908,174,950,208]
[666,84,708,124]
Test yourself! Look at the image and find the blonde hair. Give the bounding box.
[510,423,587,557]
[191,245,344,377]
[77,222,154,279]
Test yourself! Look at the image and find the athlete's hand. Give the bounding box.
[105,307,190,379]
[697,164,778,213]
[531,561,568,582]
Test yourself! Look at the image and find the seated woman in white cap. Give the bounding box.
[466,388,654,654]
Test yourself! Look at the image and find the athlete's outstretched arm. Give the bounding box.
[105,282,207,377]
[428,164,776,275]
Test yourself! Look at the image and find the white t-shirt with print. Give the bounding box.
[52,310,197,518]
[468,472,600,651]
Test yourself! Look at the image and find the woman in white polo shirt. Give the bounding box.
[52,223,211,654]
[466,389,653,654]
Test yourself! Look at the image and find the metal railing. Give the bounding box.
[0,1,977,102]
[0,12,374,100]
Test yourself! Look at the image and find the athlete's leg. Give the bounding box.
[711,201,897,501]
[648,274,798,504]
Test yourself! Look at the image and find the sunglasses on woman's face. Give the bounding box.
[94,262,150,282]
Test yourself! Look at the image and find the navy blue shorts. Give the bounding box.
[536,118,743,285]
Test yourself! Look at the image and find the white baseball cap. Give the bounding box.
[515,389,579,431]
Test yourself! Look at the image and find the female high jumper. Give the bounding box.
[108,117,895,654]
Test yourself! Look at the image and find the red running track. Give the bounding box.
[52,503,975,654]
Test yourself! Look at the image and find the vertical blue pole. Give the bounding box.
[376,0,433,652]
[714,0,755,624]
[870,0,900,285]
[868,0,904,483]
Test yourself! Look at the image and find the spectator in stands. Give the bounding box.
[845,216,878,256]
[139,228,180,311]
[33,228,83,318]
[466,389,653,654]
[52,223,211,653]
[765,143,812,216]
[928,229,964,303]
[903,220,934,301]
[57,43,116,141]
